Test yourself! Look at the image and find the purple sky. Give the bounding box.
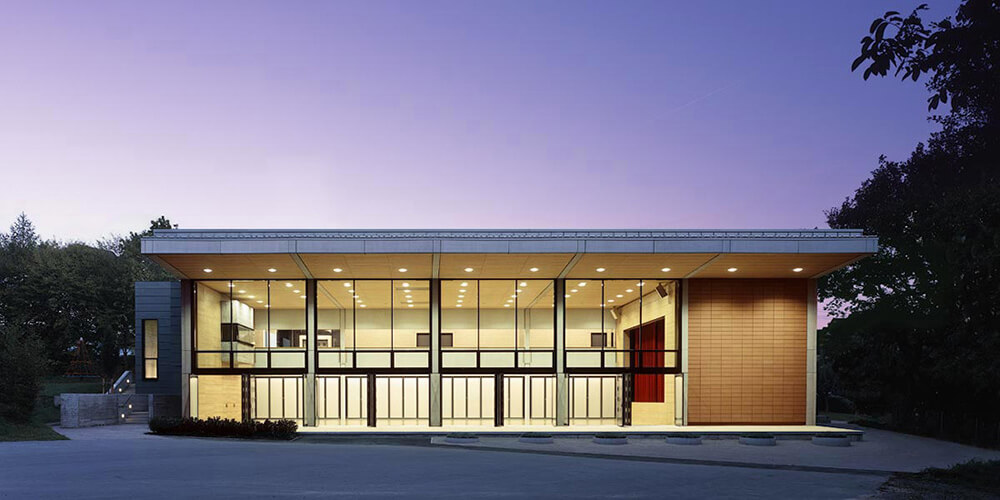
[0,1,953,243]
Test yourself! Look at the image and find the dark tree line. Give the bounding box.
[821,0,1000,445]
[0,214,175,421]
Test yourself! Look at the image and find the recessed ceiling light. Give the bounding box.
[456,304,463,308]
[792,267,804,273]
[596,268,605,273]
[600,304,606,308]
[457,300,463,303]
[333,268,343,273]
[504,304,510,308]
[256,300,263,304]
[406,294,413,299]
[661,267,671,272]
[348,289,354,293]
[519,282,527,287]
[515,289,522,293]
[293,289,300,293]
[565,294,571,298]
[578,282,587,287]
[285,283,293,287]
[570,289,578,293]
[529,267,539,272]
[267,268,277,273]
[265,304,270,308]
[398,268,407,273]
[227,283,234,287]
[464,267,474,272]
[460,282,468,287]
[408,304,414,308]
[300,295,306,299]
[408,300,414,303]
[360,304,367,308]
[608,299,615,303]
[625,289,633,293]
[343,282,351,287]
[238,290,246,293]
[356,299,363,303]
[727,267,738,273]
[636,281,645,286]
[202,268,213,273]
[402,282,410,287]
[510,295,517,298]
[506,299,513,303]
[248,295,255,299]
[459,289,466,293]
[616,294,623,298]
[457,295,464,298]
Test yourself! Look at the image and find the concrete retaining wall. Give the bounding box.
[59,394,124,428]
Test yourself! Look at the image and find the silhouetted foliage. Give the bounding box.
[0,215,178,382]
[0,324,47,423]
[823,0,1000,446]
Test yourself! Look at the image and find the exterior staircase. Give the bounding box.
[125,410,149,425]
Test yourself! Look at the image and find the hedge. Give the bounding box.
[149,417,297,440]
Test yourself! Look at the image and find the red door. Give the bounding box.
[630,318,664,403]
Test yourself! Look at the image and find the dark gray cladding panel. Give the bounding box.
[135,281,181,396]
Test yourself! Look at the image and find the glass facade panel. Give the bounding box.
[441,279,477,350]
[318,280,355,368]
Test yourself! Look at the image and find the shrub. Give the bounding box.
[148,417,297,440]
[595,432,627,439]
[520,432,552,438]
[0,326,47,423]
[445,432,478,439]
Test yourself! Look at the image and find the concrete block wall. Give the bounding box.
[59,394,122,428]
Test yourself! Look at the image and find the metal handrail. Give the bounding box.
[108,370,133,394]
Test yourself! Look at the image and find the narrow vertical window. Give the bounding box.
[144,319,158,379]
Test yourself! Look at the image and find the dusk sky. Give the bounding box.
[0,1,955,243]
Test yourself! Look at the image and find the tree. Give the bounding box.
[0,215,178,378]
[821,0,1000,440]
[0,324,47,422]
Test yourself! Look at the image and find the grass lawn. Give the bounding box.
[877,460,1000,498]
[0,377,105,442]
[34,377,105,424]
[0,419,68,442]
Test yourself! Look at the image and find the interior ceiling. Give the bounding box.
[156,252,865,281]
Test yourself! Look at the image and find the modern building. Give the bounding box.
[135,229,876,429]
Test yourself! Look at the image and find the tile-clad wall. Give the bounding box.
[687,279,807,424]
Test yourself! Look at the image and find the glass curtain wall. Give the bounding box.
[316,280,430,369]
[441,280,553,369]
[194,280,306,369]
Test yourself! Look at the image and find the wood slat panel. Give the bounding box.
[566,254,716,279]
[439,254,573,279]
[300,254,433,279]
[687,279,807,425]
[160,254,304,279]
[694,253,864,278]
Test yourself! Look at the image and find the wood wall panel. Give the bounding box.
[687,279,807,424]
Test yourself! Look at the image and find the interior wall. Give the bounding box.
[195,284,224,367]
[195,374,242,420]
[687,279,807,424]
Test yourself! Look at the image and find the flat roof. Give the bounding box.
[141,229,876,280]
[142,228,877,255]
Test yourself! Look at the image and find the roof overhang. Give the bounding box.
[142,229,878,280]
